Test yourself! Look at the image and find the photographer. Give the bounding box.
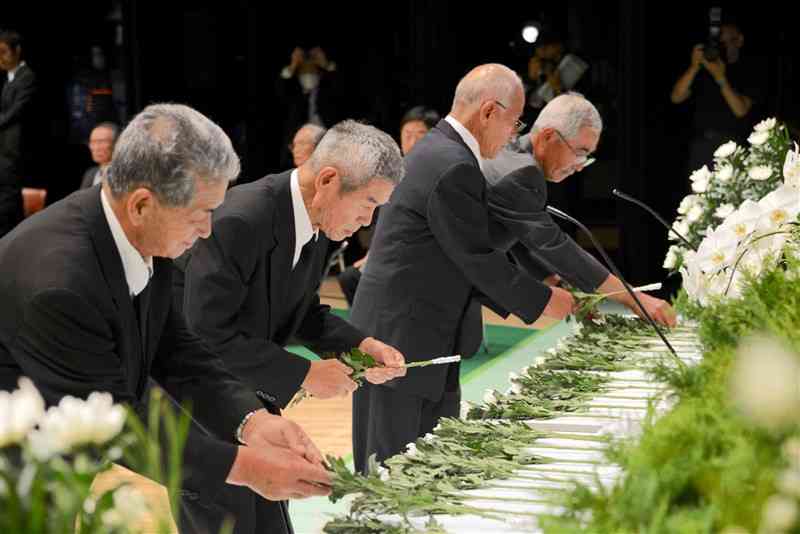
[670,17,761,173]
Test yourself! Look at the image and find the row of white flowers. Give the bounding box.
[665,118,798,272]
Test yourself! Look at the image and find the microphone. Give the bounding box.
[612,189,696,251]
[545,205,684,366]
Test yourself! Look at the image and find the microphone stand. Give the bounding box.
[546,205,685,368]
[612,189,697,251]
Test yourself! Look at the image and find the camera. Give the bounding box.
[703,7,723,62]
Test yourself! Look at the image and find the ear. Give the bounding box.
[479,101,496,124]
[126,187,156,227]
[314,166,342,194]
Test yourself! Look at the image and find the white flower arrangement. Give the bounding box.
[666,118,797,273]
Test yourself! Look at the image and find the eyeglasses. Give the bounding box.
[493,100,527,133]
[553,129,592,166]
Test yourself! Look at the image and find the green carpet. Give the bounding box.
[286,309,540,378]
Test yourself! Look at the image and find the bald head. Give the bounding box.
[451,63,522,113]
[449,63,525,160]
[292,123,327,167]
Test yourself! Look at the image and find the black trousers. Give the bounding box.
[179,484,293,534]
[0,186,23,239]
[352,364,461,474]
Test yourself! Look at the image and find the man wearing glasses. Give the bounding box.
[349,64,576,473]
[483,92,676,325]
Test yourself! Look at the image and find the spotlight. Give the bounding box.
[521,23,540,44]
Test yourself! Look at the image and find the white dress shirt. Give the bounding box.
[289,169,318,268]
[444,115,484,171]
[100,188,153,296]
[6,61,26,83]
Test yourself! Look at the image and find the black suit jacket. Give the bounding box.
[0,64,36,186]
[81,165,100,189]
[0,186,263,501]
[174,171,366,409]
[482,144,610,292]
[350,120,553,401]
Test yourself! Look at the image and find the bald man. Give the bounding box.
[349,64,575,472]
[290,123,326,167]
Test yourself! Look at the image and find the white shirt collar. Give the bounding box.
[290,169,318,268]
[100,188,153,297]
[444,115,484,171]
[7,61,25,83]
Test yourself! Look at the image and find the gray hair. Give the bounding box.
[307,120,404,192]
[451,64,522,110]
[107,103,240,206]
[531,92,603,138]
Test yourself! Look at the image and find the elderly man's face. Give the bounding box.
[89,127,116,166]
[537,126,599,183]
[138,178,228,259]
[0,42,21,72]
[291,129,318,167]
[481,87,525,159]
[311,170,394,242]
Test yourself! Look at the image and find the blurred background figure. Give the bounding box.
[337,105,440,307]
[0,29,36,238]
[670,15,762,178]
[277,46,343,169]
[289,123,326,167]
[80,121,118,188]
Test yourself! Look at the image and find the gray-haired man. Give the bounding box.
[174,119,407,533]
[0,104,333,534]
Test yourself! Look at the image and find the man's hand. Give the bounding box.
[541,287,576,321]
[627,293,677,327]
[289,47,305,72]
[358,337,406,384]
[240,410,324,466]
[690,44,704,71]
[702,57,727,84]
[542,274,561,287]
[301,359,357,398]
[227,444,331,501]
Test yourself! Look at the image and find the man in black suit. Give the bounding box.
[349,64,576,472]
[0,29,36,238]
[483,93,676,325]
[0,104,332,533]
[175,119,407,532]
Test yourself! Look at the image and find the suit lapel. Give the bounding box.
[83,188,145,395]
[268,173,295,338]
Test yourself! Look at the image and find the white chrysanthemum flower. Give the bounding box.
[716,164,734,182]
[761,494,799,531]
[730,336,800,430]
[691,176,709,193]
[27,392,126,460]
[0,377,45,448]
[748,165,773,181]
[663,246,679,270]
[102,486,148,528]
[695,227,739,273]
[714,204,735,220]
[754,117,777,132]
[405,442,418,457]
[757,184,800,231]
[677,194,698,215]
[670,219,690,241]
[510,381,524,395]
[690,165,712,183]
[422,433,435,443]
[686,204,704,223]
[714,141,738,159]
[483,389,499,404]
[721,200,763,241]
[748,130,769,146]
[783,142,800,189]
